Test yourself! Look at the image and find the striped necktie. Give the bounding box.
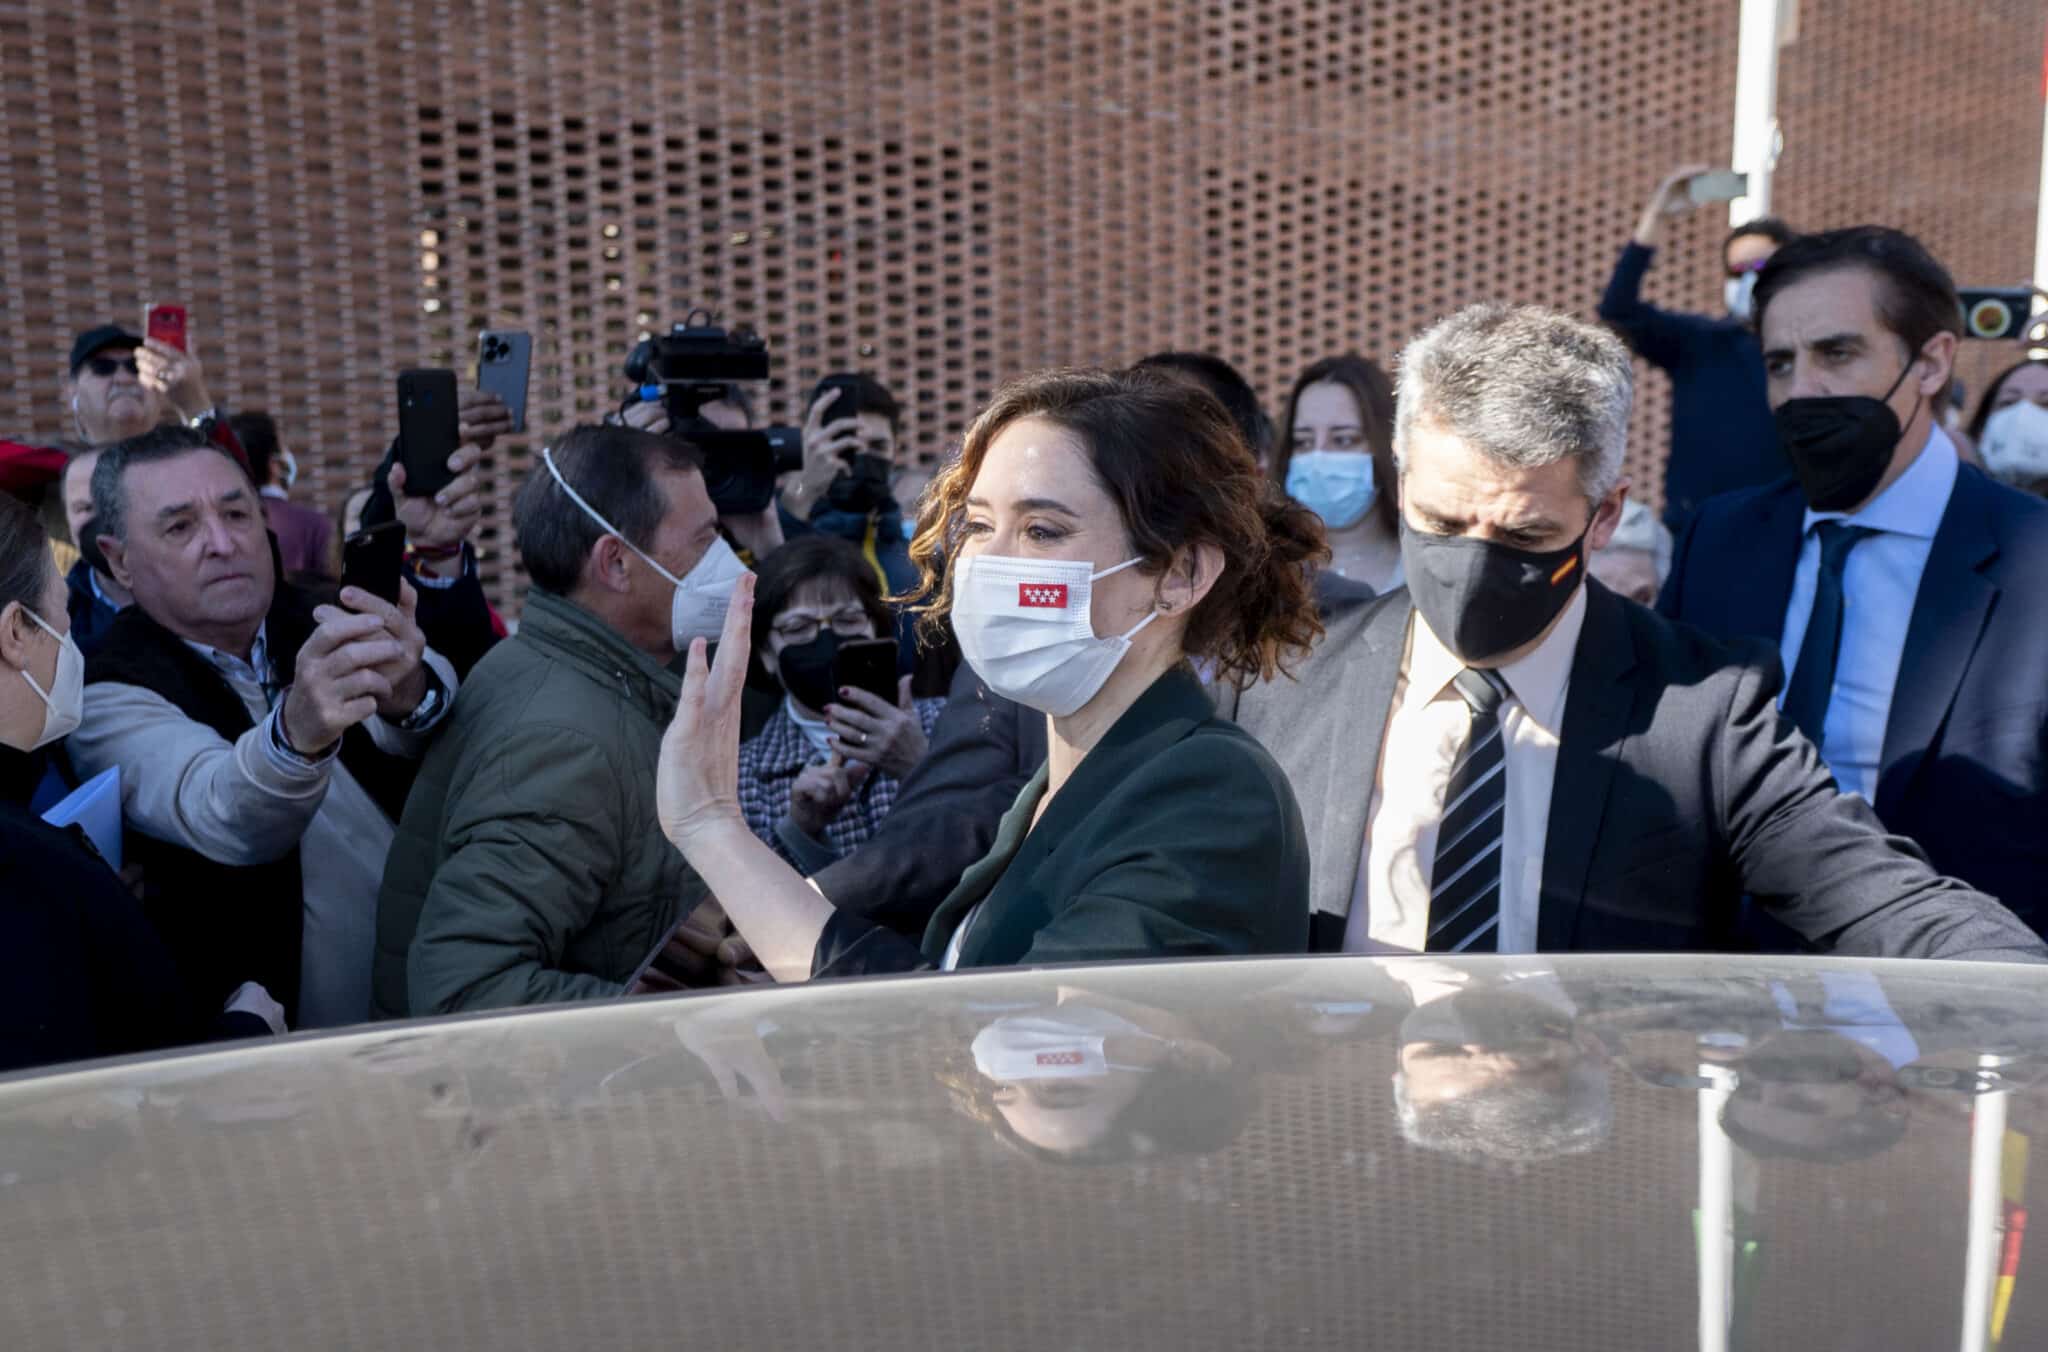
[1426,667,1511,953]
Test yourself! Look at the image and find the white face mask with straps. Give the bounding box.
[948,554,1160,717]
[541,446,750,650]
[14,606,84,750]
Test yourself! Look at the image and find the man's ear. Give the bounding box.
[1158,541,1226,616]
[1916,331,1959,402]
[1585,476,1632,553]
[586,533,634,595]
[98,533,133,589]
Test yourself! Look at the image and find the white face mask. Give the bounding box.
[970,1006,1159,1081]
[1979,400,2048,485]
[16,607,84,750]
[950,554,1160,717]
[1725,270,1759,323]
[542,446,750,650]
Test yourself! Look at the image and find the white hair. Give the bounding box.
[1601,498,1675,583]
[1393,303,1634,500]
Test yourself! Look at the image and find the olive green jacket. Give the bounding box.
[373,589,702,1018]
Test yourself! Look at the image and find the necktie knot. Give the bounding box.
[1814,521,1877,575]
[1451,666,1509,718]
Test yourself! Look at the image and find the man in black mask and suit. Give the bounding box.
[1221,302,2042,962]
[1660,227,2048,936]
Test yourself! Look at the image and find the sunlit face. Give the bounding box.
[1290,380,1371,458]
[1588,545,1659,606]
[1759,265,1938,412]
[67,346,159,445]
[1399,418,1621,554]
[1991,364,2048,414]
[62,451,100,549]
[958,417,1155,638]
[761,576,876,700]
[1724,233,1779,277]
[102,450,273,644]
[618,464,722,659]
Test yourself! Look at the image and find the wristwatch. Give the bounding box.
[395,667,448,731]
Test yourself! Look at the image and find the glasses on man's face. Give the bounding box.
[87,356,140,379]
[772,609,873,645]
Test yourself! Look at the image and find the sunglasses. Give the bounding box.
[87,355,140,378]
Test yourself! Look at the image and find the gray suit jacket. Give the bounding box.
[1219,579,2046,962]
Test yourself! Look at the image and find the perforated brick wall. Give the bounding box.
[1,2,2040,611]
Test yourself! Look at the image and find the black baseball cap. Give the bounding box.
[69,325,143,376]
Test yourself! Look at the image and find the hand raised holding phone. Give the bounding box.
[279,608,408,755]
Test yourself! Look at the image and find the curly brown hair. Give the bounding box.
[905,366,1327,690]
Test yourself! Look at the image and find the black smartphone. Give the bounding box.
[477,329,532,432]
[396,368,461,497]
[340,521,407,606]
[1958,288,2037,340]
[832,637,899,706]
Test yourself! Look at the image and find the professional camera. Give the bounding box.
[623,313,803,514]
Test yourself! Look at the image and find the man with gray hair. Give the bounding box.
[1588,499,1673,606]
[1221,303,2043,962]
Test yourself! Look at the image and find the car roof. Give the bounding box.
[4,953,2045,1349]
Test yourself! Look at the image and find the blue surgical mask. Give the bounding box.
[1286,450,1378,530]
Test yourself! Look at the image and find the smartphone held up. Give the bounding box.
[340,520,407,607]
[144,303,188,352]
[395,369,461,498]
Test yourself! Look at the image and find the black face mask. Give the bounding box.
[1773,360,1919,512]
[774,631,842,712]
[825,453,895,516]
[1399,520,1588,666]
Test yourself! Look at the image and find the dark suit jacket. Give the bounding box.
[1223,580,2045,961]
[812,650,1048,935]
[1661,465,2048,931]
[811,666,1310,974]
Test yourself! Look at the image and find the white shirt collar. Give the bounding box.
[782,695,835,758]
[1410,581,1588,736]
[1801,423,1959,541]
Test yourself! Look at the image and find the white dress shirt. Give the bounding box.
[1346,585,1587,955]
[1777,425,1958,801]
[70,625,455,1030]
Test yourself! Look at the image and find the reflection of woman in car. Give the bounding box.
[657,367,1323,977]
[941,986,1259,1163]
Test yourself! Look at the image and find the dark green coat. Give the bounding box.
[812,666,1310,975]
[373,589,704,1018]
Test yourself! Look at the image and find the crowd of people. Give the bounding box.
[5,182,2048,1074]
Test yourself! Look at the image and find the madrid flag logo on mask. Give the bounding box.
[1018,583,1069,608]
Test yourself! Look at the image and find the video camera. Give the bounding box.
[623,313,803,514]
